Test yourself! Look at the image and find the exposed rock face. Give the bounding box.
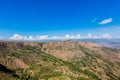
[0,41,43,48]
[0,42,7,47]
[39,41,102,60]
[0,41,101,49]
[13,58,28,69]
[23,42,42,47]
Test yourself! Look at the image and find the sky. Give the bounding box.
[0,0,120,40]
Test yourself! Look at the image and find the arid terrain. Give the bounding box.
[0,41,120,80]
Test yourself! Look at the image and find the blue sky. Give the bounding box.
[0,0,120,40]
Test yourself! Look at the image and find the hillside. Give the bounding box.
[0,41,120,80]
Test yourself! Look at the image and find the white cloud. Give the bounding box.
[91,18,97,22]
[10,34,23,40]
[88,33,92,38]
[86,33,111,39]
[101,34,111,39]
[36,35,48,40]
[99,18,112,24]
[64,34,81,39]
[9,33,111,41]
[10,34,48,40]
[0,36,3,40]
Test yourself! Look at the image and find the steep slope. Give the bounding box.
[0,41,120,80]
[41,41,120,80]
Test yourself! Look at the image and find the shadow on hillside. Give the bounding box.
[0,64,19,78]
[0,64,13,73]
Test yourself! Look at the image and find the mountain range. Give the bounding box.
[0,40,120,80]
